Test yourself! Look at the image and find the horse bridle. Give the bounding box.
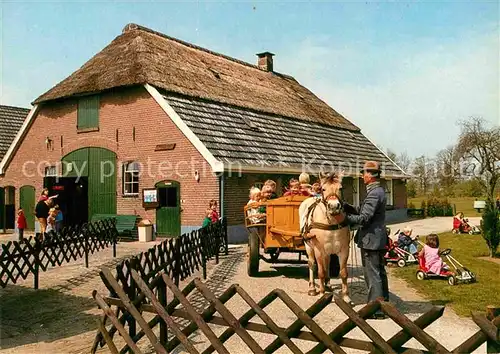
[301,192,348,240]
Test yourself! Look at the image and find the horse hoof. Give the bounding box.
[308,289,318,296]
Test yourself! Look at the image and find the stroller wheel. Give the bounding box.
[448,276,456,286]
[416,271,426,280]
[397,259,406,268]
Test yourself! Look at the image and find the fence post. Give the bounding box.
[84,225,89,268]
[33,239,41,290]
[174,237,181,286]
[158,276,168,346]
[486,305,500,353]
[112,220,117,258]
[223,217,228,255]
[128,257,138,339]
[214,224,219,265]
[200,230,207,280]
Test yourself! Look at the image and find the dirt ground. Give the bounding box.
[0,218,489,353]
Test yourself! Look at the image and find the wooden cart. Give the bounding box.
[245,195,326,276]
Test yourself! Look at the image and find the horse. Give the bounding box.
[299,171,352,304]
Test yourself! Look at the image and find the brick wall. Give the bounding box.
[0,86,219,226]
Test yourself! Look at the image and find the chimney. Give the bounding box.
[256,52,275,72]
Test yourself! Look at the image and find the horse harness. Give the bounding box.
[301,195,348,240]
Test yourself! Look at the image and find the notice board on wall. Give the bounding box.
[142,188,159,209]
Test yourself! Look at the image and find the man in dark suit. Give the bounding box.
[344,161,389,318]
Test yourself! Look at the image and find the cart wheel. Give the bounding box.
[397,259,406,268]
[448,276,456,286]
[416,270,426,280]
[247,228,260,277]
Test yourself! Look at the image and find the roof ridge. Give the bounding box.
[122,23,295,79]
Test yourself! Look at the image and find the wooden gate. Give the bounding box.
[93,269,500,353]
[20,185,35,230]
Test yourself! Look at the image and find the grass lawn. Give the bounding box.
[392,232,500,317]
[408,196,483,217]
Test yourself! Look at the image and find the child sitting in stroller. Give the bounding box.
[397,226,419,255]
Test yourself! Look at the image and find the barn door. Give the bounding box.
[20,185,35,230]
[155,181,181,237]
[62,147,116,221]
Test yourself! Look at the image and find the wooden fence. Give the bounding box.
[94,268,500,354]
[92,218,228,353]
[0,219,117,289]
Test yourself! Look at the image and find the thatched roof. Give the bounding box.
[34,23,359,131]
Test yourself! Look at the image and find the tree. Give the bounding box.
[481,201,500,257]
[435,145,461,195]
[387,149,397,163]
[396,152,412,173]
[412,155,434,195]
[456,117,500,202]
[407,179,417,198]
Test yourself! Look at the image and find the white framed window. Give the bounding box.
[45,166,57,176]
[385,179,394,206]
[123,162,140,196]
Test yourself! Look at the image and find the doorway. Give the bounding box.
[44,177,89,226]
[62,147,116,221]
[155,180,181,237]
[20,185,36,230]
[4,186,16,229]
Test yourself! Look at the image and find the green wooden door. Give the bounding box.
[88,147,116,218]
[62,147,116,221]
[20,185,35,230]
[0,187,4,230]
[155,181,181,237]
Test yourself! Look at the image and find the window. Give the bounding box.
[77,95,99,129]
[45,166,57,176]
[123,162,140,195]
[385,179,393,206]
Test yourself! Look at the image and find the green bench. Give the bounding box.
[90,214,140,240]
[407,208,425,218]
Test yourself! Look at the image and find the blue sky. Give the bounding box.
[1,1,498,158]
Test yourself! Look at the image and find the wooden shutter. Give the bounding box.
[77,95,100,129]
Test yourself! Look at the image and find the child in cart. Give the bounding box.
[397,226,419,255]
[419,234,449,274]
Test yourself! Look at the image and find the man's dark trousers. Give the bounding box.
[361,249,389,302]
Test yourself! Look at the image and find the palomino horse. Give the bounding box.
[299,171,352,304]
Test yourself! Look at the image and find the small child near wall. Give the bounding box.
[17,208,27,242]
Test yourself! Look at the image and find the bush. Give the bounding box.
[426,197,454,217]
[481,201,500,257]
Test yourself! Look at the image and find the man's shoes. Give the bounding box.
[367,312,387,320]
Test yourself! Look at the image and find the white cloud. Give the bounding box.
[279,30,499,159]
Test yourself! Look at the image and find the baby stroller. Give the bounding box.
[384,230,419,267]
[416,247,476,286]
[452,217,481,235]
